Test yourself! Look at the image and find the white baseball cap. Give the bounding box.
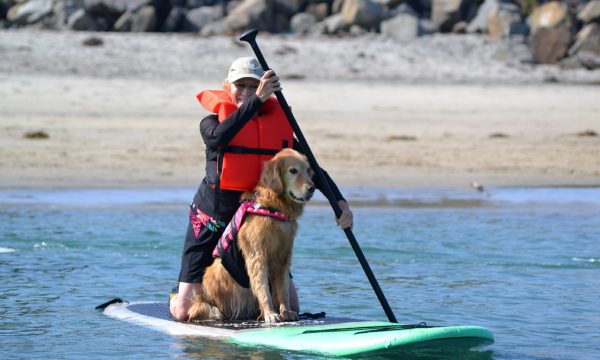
[227,57,264,83]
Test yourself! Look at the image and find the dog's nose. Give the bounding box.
[307,185,315,194]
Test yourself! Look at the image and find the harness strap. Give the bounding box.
[213,200,289,288]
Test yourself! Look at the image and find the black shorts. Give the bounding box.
[177,220,224,283]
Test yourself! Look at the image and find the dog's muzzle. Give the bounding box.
[289,185,315,203]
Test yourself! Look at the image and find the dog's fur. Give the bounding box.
[188,148,314,323]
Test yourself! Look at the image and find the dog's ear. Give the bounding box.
[259,157,284,194]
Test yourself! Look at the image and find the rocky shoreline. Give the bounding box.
[2,28,600,85]
[1,0,600,70]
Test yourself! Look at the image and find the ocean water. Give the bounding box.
[1,187,599,359]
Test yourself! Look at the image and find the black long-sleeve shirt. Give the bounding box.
[192,94,344,221]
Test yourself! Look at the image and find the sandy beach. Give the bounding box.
[1,30,599,190]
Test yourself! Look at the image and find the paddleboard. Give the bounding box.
[101,300,494,357]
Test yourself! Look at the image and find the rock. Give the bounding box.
[411,0,433,15]
[431,0,480,32]
[23,130,49,139]
[531,23,573,64]
[576,129,598,137]
[487,2,528,39]
[183,6,223,32]
[340,0,387,31]
[431,0,462,32]
[113,9,132,31]
[82,35,104,46]
[161,6,185,32]
[489,132,509,138]
[53,0,86,28]
[577,0,600,24]
[389,3,418,18]
[375,0,404,8]
[418,18,436,34]
[0,1,12,20]
[466,0,498,33]
[380,12,420,40]
[568,22,600,56]
[67,8,98,30]
[529,1,569,34]
[131,5,156,32]
[6,0,53,25]
[385,135,417,141]
[199,19,225,36]
[223,0,276,34]
[306,2,329,22]
[579,53,600,69]
[290,12,317,34]
[84,0,147,17]
[310,12,344,34]
[452,20,467,33]
[274,0,308,17]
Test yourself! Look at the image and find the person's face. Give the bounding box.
[230,78,259,107]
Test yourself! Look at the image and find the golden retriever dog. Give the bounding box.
[188,148,314,323]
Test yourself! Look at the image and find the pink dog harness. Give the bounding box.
[213,200,288,288]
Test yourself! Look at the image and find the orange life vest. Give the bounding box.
[197,90,293,192]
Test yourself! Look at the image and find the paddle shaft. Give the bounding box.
[239,29,398,323]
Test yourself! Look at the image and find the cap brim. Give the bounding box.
[228,73,262,83]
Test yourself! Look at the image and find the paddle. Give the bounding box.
[239,29,398,323]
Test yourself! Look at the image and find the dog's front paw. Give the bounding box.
[281,310,298,322]
[264,312,283,323]
[208,306,223,320]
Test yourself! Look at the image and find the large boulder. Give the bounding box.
[290,12,317,34]
[466,0,499,33]
[6,0,53,25]
[274,0,308,17]
[113,9,133,31]
[380,12,420,40]
[130,5,156,31]
[340,0,387,31]
[487,2,527,38]
[568,22,600,56]
[199,19,225,36]
[529,1,569,34]
[577,0,600,24]
[160,5,185,31]
[84,0,128,17]
[67,8,98,30]
[306,2,328,21]
[309,12,344,34]
[530,22,573,63]
[431,0,480,32]
[223,0,287,33]
[53,0,86,28]
[182,6,223,32]
[430,0,462,32]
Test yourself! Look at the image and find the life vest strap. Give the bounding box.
[221,146,280,156]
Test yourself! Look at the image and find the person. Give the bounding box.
[169,57,353,321]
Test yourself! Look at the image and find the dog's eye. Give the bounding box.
[289,168,298,174]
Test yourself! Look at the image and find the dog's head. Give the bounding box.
[258,148,315,204]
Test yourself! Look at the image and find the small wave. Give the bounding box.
[572,257,600,263]
[0,247,16,253]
